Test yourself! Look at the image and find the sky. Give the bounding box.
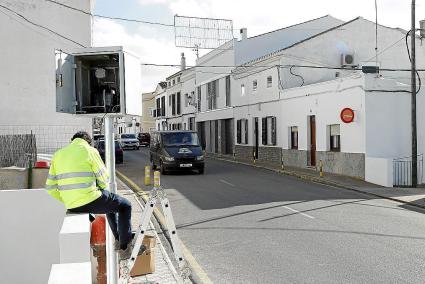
[93,0,425,92]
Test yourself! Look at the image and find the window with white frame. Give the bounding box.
[156,98,160,117]
[329,124,340,152]
[207,80,218,110]
[197,86,201,112]
[267,76,272,88]
[241,84,245,96]
[225,75,231,106]
[161,96,165,116]
[189,117,195,130]
[185,93,189,107]
[176,92,181,115]
[171,94,176,115]
[237,119,248,144]
[253,80,257,91]
[290,126,298,149]
[261,116,276,145]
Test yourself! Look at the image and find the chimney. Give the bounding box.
[180,52,186,70]
[240,28,247,41]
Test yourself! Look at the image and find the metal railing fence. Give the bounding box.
[393,154,424,187]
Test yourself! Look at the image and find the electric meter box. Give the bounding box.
[55,46,142,116]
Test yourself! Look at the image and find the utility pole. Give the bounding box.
[411,0,418,187]
[105,116,119,283]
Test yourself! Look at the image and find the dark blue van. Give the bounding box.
[150,131,204,174]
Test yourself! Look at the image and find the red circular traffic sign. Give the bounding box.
[340,108,355,123]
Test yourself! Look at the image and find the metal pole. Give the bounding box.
[105,116,118,283]
[411,0,418,187]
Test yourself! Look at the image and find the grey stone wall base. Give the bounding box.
[316,151,365,179]
[257,146,281,167]
[235,145,254,162]
[282,149,308,169]
[232,146,365,179]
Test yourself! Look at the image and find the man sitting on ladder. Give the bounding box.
[45,131,133,251]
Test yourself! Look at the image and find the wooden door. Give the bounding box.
[310,116,316,166]
[254,117,259,159]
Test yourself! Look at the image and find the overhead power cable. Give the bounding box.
[140,62,425,72]
[0,4,86,47]
[405,29,422,94]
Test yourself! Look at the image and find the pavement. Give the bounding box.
[210,154,425,210]
[117,148,425,283]
[116,178,182,284]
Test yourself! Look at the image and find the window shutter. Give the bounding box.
[262,117,267,145]
[330,124,340,136]
[215,80,219,97]
[237,120,241,144]
[271,117,277,145]
[244,119,248,144]
[177,92,181,114]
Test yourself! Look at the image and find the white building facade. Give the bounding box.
[232,17,425,186]
[155,15,425,186]
[0,0,94,153]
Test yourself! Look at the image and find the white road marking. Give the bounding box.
[219,179,236,187]
[283,205,315,219]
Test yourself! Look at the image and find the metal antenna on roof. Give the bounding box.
[174,14,234,52]
[193,43,200,59]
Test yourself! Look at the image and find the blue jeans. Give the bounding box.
[69,190,132,247]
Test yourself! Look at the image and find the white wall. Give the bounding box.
[0,0,93,152]
[364,77,411,159]
[195,40,235,115]
[365,157,393,187]
[277,18,425,89]
[233,73,366,153]
[234,15,344,65]
[181,71,196,116]
[0,189,65,284]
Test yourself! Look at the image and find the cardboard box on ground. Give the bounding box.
[130,235,156,277]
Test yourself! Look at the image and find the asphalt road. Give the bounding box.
[117,148,425,284]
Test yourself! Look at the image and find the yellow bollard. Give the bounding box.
[144,166,151,186]
[153,171,161,188]
[319,160,324,178]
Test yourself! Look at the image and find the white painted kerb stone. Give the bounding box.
[48,262,92,284]
[59,215,91,263]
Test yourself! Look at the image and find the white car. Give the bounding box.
[120,134,140,150]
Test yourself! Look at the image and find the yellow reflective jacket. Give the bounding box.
[45,138,109,209]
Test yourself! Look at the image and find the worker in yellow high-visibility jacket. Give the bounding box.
[45,131,132,250]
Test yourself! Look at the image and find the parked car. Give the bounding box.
[150,131,204,174]
[138,132,151,147]
[95,140,124,164]
[120,134,139,150]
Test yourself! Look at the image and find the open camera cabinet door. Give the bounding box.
[55,46,142,117]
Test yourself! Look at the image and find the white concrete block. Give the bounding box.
[48,262,92,284]
[365,157,393,187]
[59,215,91,263]
[0,189,65,284]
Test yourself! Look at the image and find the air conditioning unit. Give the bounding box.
[341,53,355,67]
